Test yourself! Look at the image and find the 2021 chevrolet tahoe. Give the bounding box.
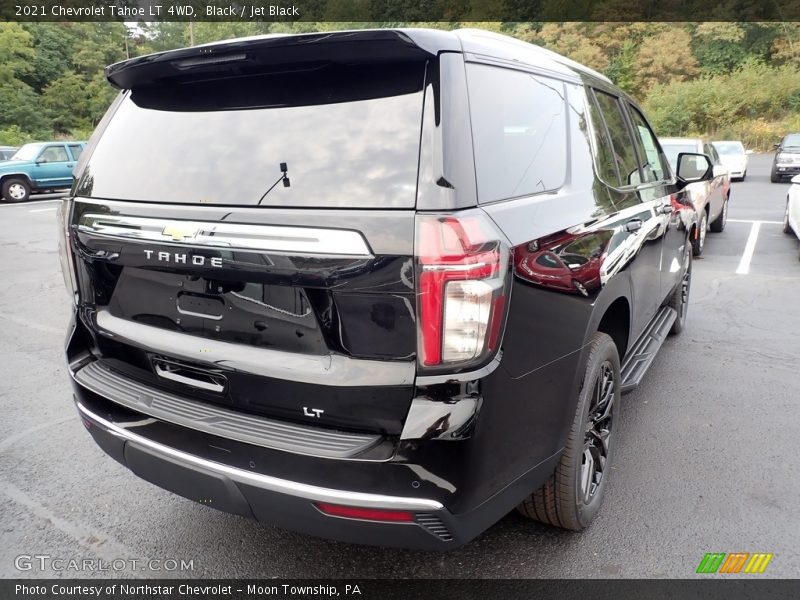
[60,29,713,549]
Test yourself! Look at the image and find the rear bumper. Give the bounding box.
[70,360,560,550]
[66,303,564,549]
[74,397,462,549]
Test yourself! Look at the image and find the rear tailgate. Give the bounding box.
[71,200,418,434]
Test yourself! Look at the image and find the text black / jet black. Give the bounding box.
[60,28,713,549]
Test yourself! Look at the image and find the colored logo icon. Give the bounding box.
[696,552,773,574]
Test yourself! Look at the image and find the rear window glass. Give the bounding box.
[76,63,426,208]
[466,64,567,203]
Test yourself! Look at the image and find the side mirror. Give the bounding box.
[676,152,713,188]
[745,149,754,155]
[36,157,47,164]
[773,143,781,150]
[791,174,800,185]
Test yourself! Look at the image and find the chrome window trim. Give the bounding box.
[76,212,374,258]
[75,401,443,511]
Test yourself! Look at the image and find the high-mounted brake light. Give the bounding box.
[174,53,249,69]
[415,213,509,368]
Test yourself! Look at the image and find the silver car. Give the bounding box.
[661,137,731,256]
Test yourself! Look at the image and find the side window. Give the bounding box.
[39,145,69,163]
[590,90,641,187]
[68,144,83,160]
[627,105,668,182]
[466,63,568,203]
[585,90,619,188]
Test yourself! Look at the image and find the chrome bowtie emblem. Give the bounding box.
[162,224,199,242]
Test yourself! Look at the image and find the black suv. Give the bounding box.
[60,29,713,549]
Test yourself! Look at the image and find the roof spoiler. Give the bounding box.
[105,29,460,90]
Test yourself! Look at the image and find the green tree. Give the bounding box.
[0,22,34,84]
[534,23,609,71]
[692,22,748,74]
[633,29,698,97]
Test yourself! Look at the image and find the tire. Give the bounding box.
[784,201,792,235]
[668,241,692,335]
[771,169,781,183]
[1,178,31,203]
[517,332,620,530]
[710,196,728,233]
[691,211,708,256]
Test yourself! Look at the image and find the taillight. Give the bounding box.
[57,198,79,305]
[415,212,509,369]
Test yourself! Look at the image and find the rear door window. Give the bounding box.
[465,63,568,203]
[590,90,641,187]
[68,144,83,161]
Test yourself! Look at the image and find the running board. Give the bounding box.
[620,306,677,394]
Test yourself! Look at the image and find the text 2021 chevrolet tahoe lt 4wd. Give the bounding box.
[60,29,713,549]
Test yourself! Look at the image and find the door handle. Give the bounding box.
[659,204,674,214]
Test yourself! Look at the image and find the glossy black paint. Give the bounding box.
[64,28,696,549]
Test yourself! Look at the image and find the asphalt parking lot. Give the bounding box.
[0,153,798,579]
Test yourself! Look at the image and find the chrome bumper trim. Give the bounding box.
[76,401,444,512]
[94,309,415,387]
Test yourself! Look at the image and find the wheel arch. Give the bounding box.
[0,172,33,188]
[581,273,633,367]
[595,297,631,361]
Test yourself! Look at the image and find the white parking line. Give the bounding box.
[736,222,761,275]
[29,207,58,213]
[728,219,782,225]
[0,199,62,208]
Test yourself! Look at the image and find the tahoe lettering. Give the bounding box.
[143,249,222,268]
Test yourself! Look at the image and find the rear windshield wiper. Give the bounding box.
[257,163,291,205]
